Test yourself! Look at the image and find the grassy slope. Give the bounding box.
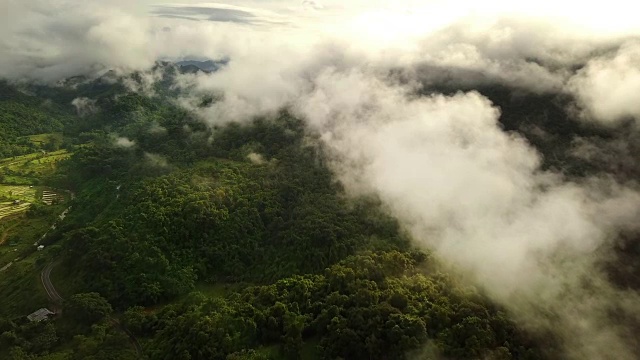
[1,149,71,184]
[0,258,49,319]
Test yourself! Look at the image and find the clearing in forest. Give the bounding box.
[0,149,71,185]
[0,185,37,221]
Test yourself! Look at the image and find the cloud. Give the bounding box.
[246,152,266,164]
[114,136,136,148]
[0,1,154,82]
[144,152,169,168]
[294,69,640,359]
[71,97,98,117]
[148,121,168,135]
[567,41,640,125]
[152,5,256,24]
[302,0,324,10]
[4,1,640,358]
[121,66,165,96]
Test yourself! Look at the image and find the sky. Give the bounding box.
[3,0,640,82]
[3,1,640,359]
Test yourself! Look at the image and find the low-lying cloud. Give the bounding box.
[114,136,136,148]
[144,152,169,168]
[567,41,640,125]
[295,70,640,358]
[3,1,640,358]
[71,97,98,117]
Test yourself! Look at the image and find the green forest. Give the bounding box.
[0,71,599,360]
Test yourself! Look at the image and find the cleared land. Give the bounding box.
[26,132,63,146]
[0,185,36,221]
[0,202,31,221]
[0,184,36,200]
[0,149,70,179]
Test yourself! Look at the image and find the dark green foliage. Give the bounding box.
[0,82,78,158]
[0,75,566,360]
[54,111,409,308]
[0,320,59,356]
[226,349,273,360]
[26,203,55,218]
[0,82,75,140]
[64,293,113,325]
[62,156,374,307]
[130,252,545,360]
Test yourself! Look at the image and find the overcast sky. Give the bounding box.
[3,0,639,82]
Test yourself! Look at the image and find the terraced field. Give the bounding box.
[0,149,71,184]
[0,202,31,221]
[0,185,36,201]
[0,185,36,221]
[0,149,70,172]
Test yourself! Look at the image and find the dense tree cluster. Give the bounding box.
[120,252,545,360]
[0,82,76,158]
[0,82,74,139]
[62,134,401,307]
[0,75,568,359]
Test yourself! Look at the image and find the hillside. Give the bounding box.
[0,58,639,359]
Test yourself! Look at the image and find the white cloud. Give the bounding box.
[567,41,640,125]
[114,136,136,148]
[148,121,168,135]
[246,152,266,164]
[71,97,98,116]
[4,1,640,358]
[0,1,154,82]
[144,152,169,167]
[294,70,640,359]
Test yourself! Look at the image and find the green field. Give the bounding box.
[0,185,36,221]
[26,132,63,146]
[0,259,50,318]
[0,149,71,184]
[0,184,36,200]
[0,201,31,221]
[0,149,71,171]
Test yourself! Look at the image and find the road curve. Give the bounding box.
[40,261,143,357]
[41,262,63,302]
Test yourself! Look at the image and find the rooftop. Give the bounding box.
[27,308,54,322]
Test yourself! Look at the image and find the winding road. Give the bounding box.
[35,191,143,356]
[40,262,63,303]
[40,261,143,356]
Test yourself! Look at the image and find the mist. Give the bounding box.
[4,1,640,358]
[295,71,640,359]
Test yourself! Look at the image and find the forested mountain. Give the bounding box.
[0,63,638,360]
[4,1,640,359]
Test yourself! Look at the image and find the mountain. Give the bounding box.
[1,71,639,360]
[176,59,228,73]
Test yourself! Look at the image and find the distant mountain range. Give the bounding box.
[175,59,228,73]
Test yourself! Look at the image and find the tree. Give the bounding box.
[8,347,33,360]
[29,322,58,353]
[65,292,113,325]
[122,306,150,335]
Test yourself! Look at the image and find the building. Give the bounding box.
[27,308,54,322]
[37,245,45,251]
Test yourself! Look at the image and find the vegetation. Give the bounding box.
[5,72,619,359]
[132,251,544,360]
